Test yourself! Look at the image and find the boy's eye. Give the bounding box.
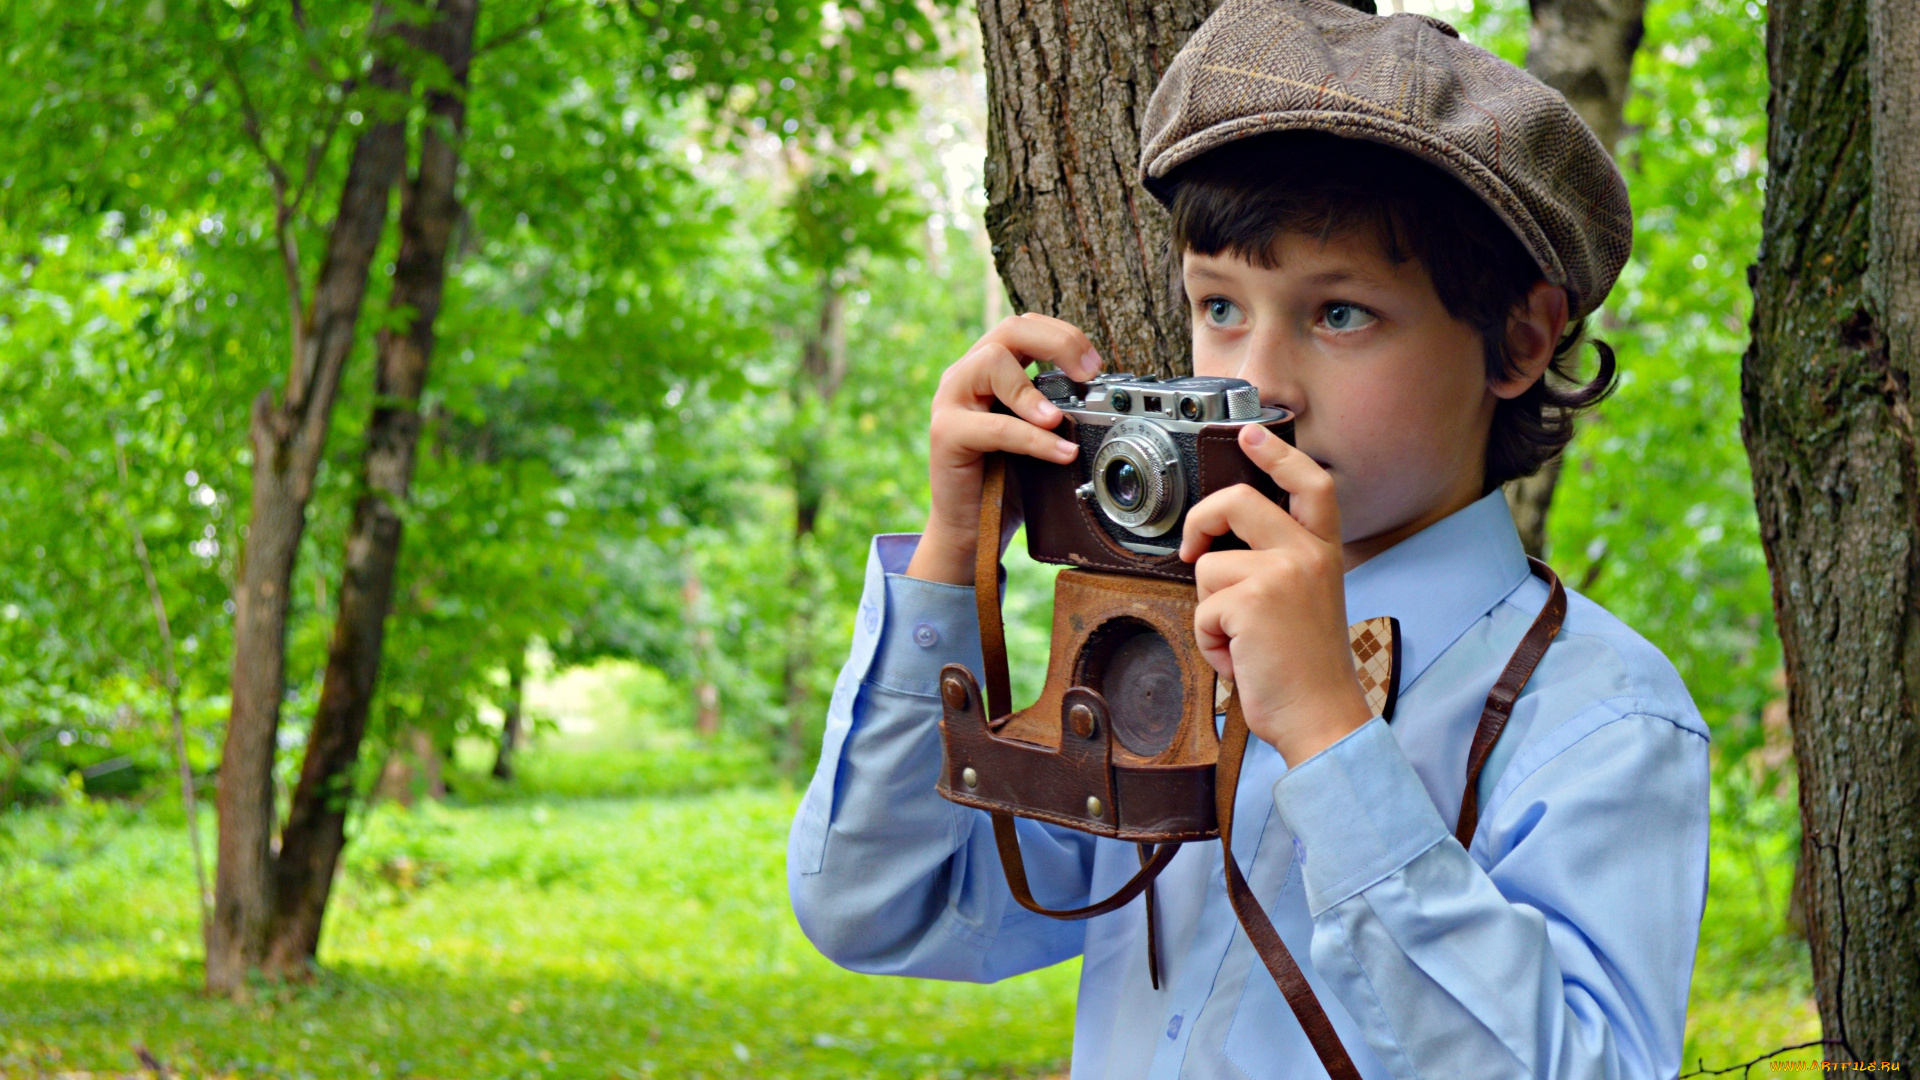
[1204,297,1245,328]
[1321,302,1376,332]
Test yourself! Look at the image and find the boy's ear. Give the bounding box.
[1489,281,1570,400]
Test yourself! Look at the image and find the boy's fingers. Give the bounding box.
[934,408,1079,465]
[1191,588,1238,681]
[1238,424,1340,543]
[1190,548,1261,602]
[1178,484,1300,561]
[984,347,1067,427]
[1014,313,1105,379]
[982,313,1104,380]
[941,344,1061,428]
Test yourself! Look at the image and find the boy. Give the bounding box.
[788,1,1709,1076]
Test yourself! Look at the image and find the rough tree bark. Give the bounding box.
[1502,0,1646,559]
[1741,0,1920,1062]
[265,0,479,976]
[208,50,410,997]
[977,0,1226,378]
[781,280,847,772]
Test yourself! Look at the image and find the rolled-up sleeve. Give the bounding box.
[1273,712,1709,1080]
[787,534,1093,982]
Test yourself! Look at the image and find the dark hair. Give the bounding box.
[1165,131,1615,491]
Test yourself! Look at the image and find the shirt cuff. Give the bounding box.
[1273,717,1450,916]
[866,572,985,698]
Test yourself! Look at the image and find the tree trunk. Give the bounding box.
[681,568,721,737]
[781,279,847,773]
[1501,0,1646,558]
[1741,0,1920,1061]
[492,656,525,780]
[207,52,410,997]
[977,0,1219,378]
[265,0,478,978]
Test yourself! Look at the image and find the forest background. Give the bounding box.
[0,0,1814,1075]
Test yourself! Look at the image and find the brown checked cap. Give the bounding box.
[1140,0,1632,319]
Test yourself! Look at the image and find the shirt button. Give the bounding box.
[1293,835,1308,864]
[913,623,939,648]
[862,603,879,633]
[1166,1014,1183,1041]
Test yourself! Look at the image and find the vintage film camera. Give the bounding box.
[935,371,1402,849]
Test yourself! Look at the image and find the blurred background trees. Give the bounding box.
[0,0,1852,1067]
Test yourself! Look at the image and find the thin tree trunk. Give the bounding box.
[112,438,212,946]
[493,655,525,779]
[781,279,846,773]
[265,0,478,978]
[681,568,721,737]
[1741,0,1920,1061]
[1501,0,1645,558]
[207,51,410,997]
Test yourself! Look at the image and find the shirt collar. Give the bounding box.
[1342,489,1530,692]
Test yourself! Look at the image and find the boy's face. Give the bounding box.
[1185,233,1502,552]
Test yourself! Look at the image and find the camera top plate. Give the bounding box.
[1035,371,1289,433]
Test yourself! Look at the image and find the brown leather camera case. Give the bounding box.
[937,570,1222,842]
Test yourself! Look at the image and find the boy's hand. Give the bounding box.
[905,314,1103,586]
[1179,424,1373,767]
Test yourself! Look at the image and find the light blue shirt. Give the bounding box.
[788,490,1709,1080]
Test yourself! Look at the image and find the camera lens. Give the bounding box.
[1105,459,1144,511]
[1110,389,1132,413]
[1089,419,1186,537]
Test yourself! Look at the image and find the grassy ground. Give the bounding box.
[1,664,1820,1079]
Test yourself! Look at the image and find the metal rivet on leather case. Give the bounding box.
[962,767,978,789]
[1086,796,1104,818]
[1068,702,1097,738]
[942,676,969,712]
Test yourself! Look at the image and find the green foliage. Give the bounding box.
[783,165,927,272]
[0,214,246,803]
[0,0,963,801]
[1450,0,1780,751]
[1685,768,1822,1069]
[1555,0,1779,754]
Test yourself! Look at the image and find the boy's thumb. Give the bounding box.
[1238,422,1290,470]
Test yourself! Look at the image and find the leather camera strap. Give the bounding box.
[1138,842,1164,990]
[975,453,1015,723]
[1219,694,1365,1080]
[977,454,1186,926]
[990,811,1182,919]
[1212,557,1564,1079]
[1455,556,1566,849]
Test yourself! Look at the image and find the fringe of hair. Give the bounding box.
[1485,320,1618,490]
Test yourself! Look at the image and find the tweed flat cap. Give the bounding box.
[1140,0,1632,319]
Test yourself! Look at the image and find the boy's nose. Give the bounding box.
[1235,338,1305,417]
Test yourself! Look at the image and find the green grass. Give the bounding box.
[1,792,1078,1080]
[0,663,1822,1079]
